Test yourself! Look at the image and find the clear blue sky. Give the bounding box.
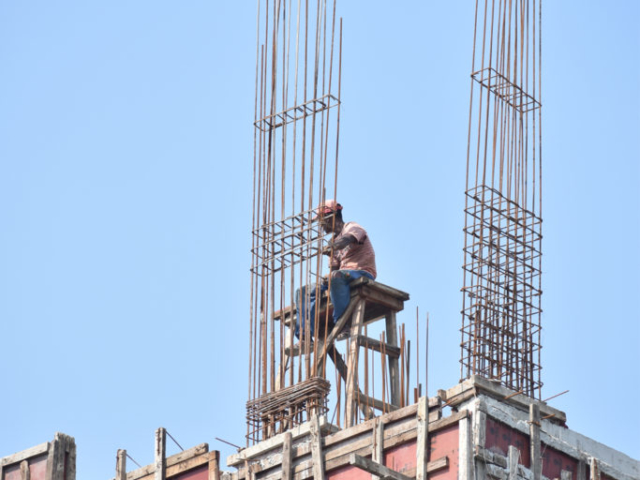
[1,1,638,478]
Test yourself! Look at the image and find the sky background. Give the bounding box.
[1,1,638,478]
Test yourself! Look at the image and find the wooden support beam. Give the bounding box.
[281,432,292,480]
[357,392,399,413]
[589,458,600,480]
[20,460,30,480]
[458,416,473,480]
[508,446,520,480]
[208,451,220,480]
[356,335,400,357]
[116,450,127,480]
[349,454,412,480]
[371,419,384,480]
[416,396,429,480]
[155,428,166,480]
[473,409,487,480]
[66,437,77,480]
[315,297,360,373]
[309,416,324,480]
[577,459,586,480]
[385,312,401,407]
[345,299,366,427]
[530,404,541,480]
[46,433,67,480]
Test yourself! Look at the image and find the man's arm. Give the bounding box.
[323,234,356,255]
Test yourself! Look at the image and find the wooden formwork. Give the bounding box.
[0,433,76,480]
[111,429,223,480]
[225,377,639,480]
[227,395,462,480]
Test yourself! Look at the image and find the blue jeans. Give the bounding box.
[295,270,374,339]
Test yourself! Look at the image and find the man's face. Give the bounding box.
[320,213,337,234]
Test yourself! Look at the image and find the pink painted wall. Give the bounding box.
[541,445,578,479]
[2,454,47,480]
[170,463,209,480]
[485,417,531,467]
[30,454,48,480]
[485,417,597,479]
[3,464,20,480]
[327,463,371,480]
[429,423,460,480]
[327,421,460,480]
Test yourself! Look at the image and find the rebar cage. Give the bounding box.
[247,0,344,444]
[461,0,543,398]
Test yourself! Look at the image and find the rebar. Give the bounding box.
[460,0,543,399]
[247,0,343,444]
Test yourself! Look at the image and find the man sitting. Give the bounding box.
[294,200,377,343]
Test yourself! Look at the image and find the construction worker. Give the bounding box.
[294,200,377,342]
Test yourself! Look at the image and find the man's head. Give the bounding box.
[315,199,343,234]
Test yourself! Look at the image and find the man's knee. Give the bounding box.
[330,270,348,284]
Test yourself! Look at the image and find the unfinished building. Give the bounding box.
[1,1,638,480]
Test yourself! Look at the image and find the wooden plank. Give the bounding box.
[323,403,418,448]
[20,460,30,480]
[458,417,473,480]
[155,428,166,480]
[315,297,359,372]
[530,404,541,480]
[326,411,466,467]
[324,344,373,419]
[426,456,448,472]
[228,417,328,466]
[164,452,213,479]
[309,416,324,480]
[560,470,573,480]
[357,392,399,413]
[207,451,220,480]
[474,410,487,480]
[46,433,67,480]
[261,452,448,480]
[371,419,384,480]
[281,432,292,480]
[356,335,400,357]
[236,408,467,480]
[349,454,412,480]
[590,458,600,480]
[448,376,567,424]
[0,442,50,467]
[507,446,519,480]
[416,396,428,480]
[345,299,366,427]
[352,278,410,301]
[385,311,401,410]
[116,450,127,480]
[144,454,210,480]
[125,444,209,480]
[241,410,466,480]
[66,436,77,480]
[361,287,404,312]
[576,460,586,480]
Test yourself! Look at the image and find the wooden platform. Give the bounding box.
[273,277,410,327]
